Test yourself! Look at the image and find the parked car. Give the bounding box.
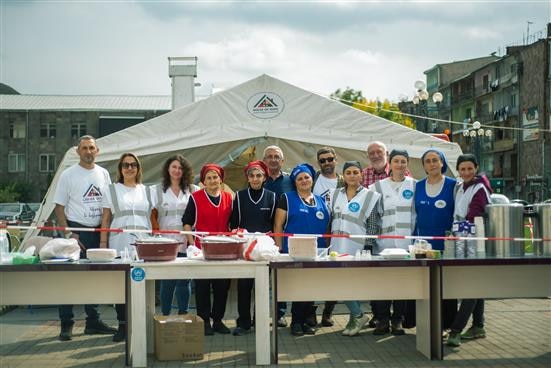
[0,203,35,225]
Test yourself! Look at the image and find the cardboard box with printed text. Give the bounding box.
[154,314,204,361]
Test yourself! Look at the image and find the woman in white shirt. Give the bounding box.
[151,155,199,316]
[369,149,416,336]
[100,152,152,342]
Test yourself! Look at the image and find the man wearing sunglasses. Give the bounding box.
[309,146,344,328]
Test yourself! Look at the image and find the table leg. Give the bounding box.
[254,265,270,365]
[130,277,147,367]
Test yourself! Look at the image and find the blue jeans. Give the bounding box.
[344,301,364,317]
[450,299,484,333]
[160,253,191,315]
[59,220,101,325]
[160,279,191,315]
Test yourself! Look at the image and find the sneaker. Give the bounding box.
[442,328,451,339]
[232,327,250,336]
[112,325,126,342]
[59,323,74,341]
[204,322,214,336]
[84,320,117,335]
[212,321,231,334]
[302,324,316,335]
[461,326,486,340]
[345,316,361,336]
[373,320,390,335]
[277,317,288,328]
[291,323,303,336]
[391,320,405,336]
[446,331,461,347]
[368,316,378,328]
[349,313,370,336]
[321,312,334,327]
[178,310,189,315]
[342,316,355,336]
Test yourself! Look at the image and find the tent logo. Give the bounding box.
[82,184,103,203]
[247,92,284,119]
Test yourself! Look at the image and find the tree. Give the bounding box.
[332,87,414,128]
[330,87,365,106]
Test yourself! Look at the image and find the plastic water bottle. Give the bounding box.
[0,228,10,264]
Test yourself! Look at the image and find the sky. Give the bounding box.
[2,0,550,101]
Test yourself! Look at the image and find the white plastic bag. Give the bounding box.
[39,238,81,261]
[243,234,280,261]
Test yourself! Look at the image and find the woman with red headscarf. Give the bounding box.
[229,160,276,335]
[182,163,233,336]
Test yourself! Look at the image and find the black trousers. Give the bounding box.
[195,279,230,323]
[403,299,457,329]
[374,300,406,324]
[236,278,254,329]
[291,301,314,325]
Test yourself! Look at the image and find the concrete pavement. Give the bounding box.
[1,299,550,367]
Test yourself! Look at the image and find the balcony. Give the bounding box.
[492,139,515,152]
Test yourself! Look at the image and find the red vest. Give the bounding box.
[192,189,232,248]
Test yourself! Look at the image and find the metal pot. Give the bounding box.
[199,236,246,260]
[133,236,183,261]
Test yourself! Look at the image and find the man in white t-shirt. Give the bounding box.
[311,146,344,327]
[53,135,116,341]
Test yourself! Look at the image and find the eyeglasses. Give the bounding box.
[318,157,335,164]
[122,162,138,169]
[248,173,265,179]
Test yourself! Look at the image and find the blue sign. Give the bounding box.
[402,189,414,200]
[348,202,360,212]
[131,267,145,282]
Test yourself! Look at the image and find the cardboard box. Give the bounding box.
[154,314,204,361]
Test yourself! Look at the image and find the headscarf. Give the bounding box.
[343,160,362,172]
[389,149,409,162]
[421,149,448,174]
[243,160,269,177]
[200,163,224,183]
[290,163,315,184]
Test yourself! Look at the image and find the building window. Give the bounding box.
[482,75,489,92]
[71,123,87,139]
[39,154,56,172]
[8,153,25,172]
[511,93,517,107]
[40,122,57,138]
[9,121,26,138]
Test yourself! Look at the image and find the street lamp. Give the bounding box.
[463,121,493,170]
[412,80,429,132]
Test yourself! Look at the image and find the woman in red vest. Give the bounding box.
[182,163,233,336]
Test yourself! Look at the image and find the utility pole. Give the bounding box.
[526,21,533,44]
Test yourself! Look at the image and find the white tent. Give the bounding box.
[28,74,462,239]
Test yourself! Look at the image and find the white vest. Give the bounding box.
[454,182,491,221]
[330,187,380,255]
[372,177,416,250]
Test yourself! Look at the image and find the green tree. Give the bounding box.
[333,87,413,128]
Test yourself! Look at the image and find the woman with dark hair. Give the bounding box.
[330,160,381,336]
[273,163,330,336]
[100,152,152,342]
[409,149,458,330]
[369,149,416,336]
[447,153,492,347]
[182,163,233,336]
[151,155,199,316]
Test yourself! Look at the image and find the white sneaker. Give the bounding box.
[342,316,355,336]
[348,313,370,336]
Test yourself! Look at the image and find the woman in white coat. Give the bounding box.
[100,152,152,342]
[151,155,199,316]
[369,149,416,336]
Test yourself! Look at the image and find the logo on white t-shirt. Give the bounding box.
[82,184,103,203]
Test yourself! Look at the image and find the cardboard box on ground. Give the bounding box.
[154,314,204,361]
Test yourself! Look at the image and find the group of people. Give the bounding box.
[53,135,491,348]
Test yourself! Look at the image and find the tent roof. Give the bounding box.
[72,73,462,164]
